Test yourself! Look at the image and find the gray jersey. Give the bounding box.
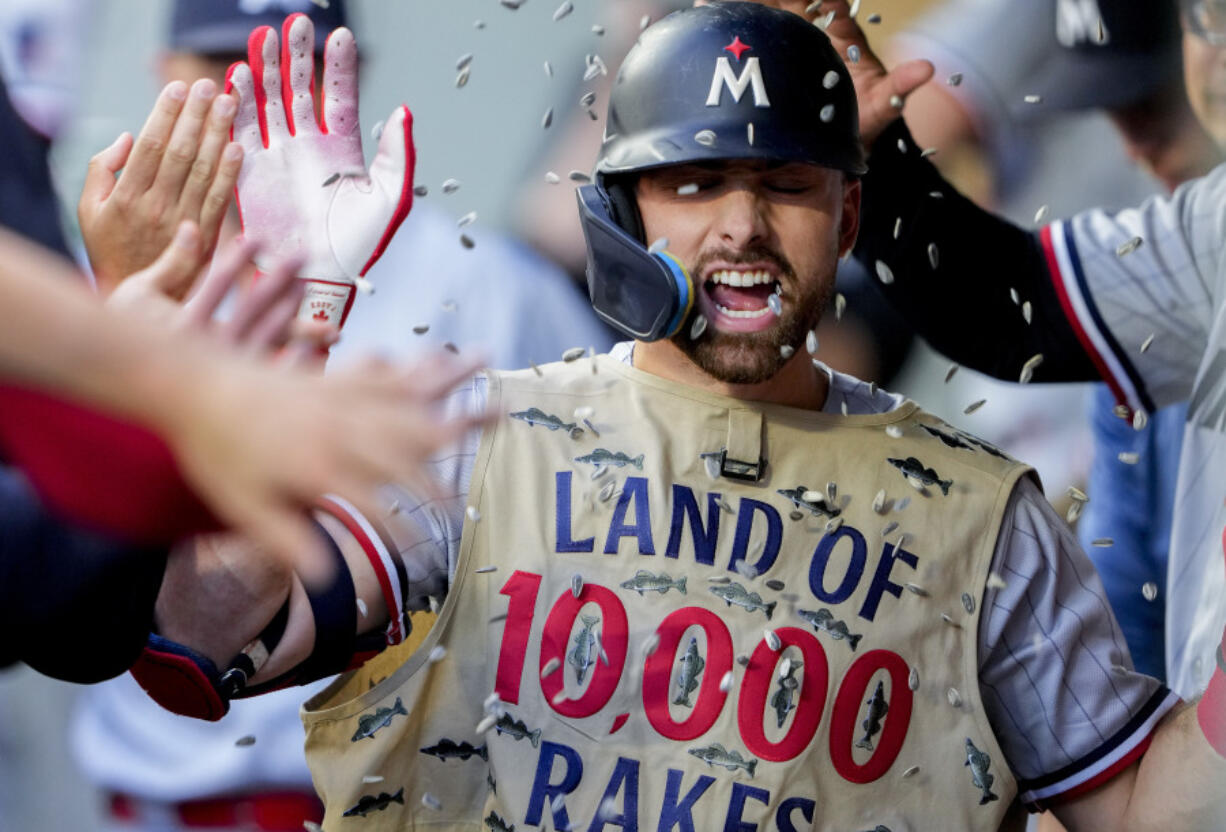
[1039,162,1226,698]
[329,342,1174,810]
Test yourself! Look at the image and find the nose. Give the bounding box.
[713,187,769,249]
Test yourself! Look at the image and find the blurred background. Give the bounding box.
[0,0,1171,829]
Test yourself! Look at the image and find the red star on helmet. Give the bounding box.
[724,36,751,61]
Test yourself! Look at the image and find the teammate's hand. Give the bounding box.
[79,80,242,294]
[225,13,415,329]
[704,0,934,148]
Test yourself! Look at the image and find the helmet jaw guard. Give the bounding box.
[577,2,866,343]
[576,184,693,342]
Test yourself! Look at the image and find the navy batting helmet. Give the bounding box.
[577,2,866,341]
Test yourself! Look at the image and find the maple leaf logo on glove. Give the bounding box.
[225,13,415,330]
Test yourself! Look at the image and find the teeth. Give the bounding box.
[710,269,774,287]
[715,303,771,319]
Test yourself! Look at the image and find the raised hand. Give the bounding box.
[225,13,415,329]
[78,80,242,294]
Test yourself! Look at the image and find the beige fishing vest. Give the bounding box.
[303,356,1034,832]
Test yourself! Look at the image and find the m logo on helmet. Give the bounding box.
[705,57,771,109]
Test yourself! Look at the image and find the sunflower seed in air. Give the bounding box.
[541,656,563,679]
[765,579,786,592]
[467,506,481,523]
[1066,485,1088,503]
[1019,353,1044,384]
[848,0,861,15]
[875,259,894,284]
[598,479,617,502]
[1116,236,1143,257]
[357,598,368,617]
[895,497,911,511]
[897,138,908,154]
[719,670,735,692]
[1066,501,1083,524]
[766,293,783,317]
[305,822,325,832]
[1113,404,1131,419]
[806,330,819,354]
[1118,452,1139,465]
[361,775,384,784]
[944,363,959,384]
[873,489,887,513]
[947,72,963,86]
[889,94,903,108]
[892,217,902,239]
[236,735,256,747]
[457,211,478,229]
[987,572,1007,590]
[593,24,605,35]
[1009,287,1020,305]
[455,66,471,87]
[1140,333,1155,353]
[735,560,758,580]
[571,573,584,598]
[553,0,573,21]
[647,236,670,255]
[805,0,823,14]
[1142,582,1158,602]
[321,172,340,187]
[475,714,497,735]
[1020,300,1033,324]
[819,104,836,123]
[947,687,962,707]
[789,510,804,522]
[1092,537,1114,547]
[642,632,660,656]
[639,13,651,29]
[420,792,443,812]
[847,45,861,63]
[964,399,986,414]
[961,592,976,614]
[902,765,920,779]
[746,121,755,145]
[1023,94,1042,104]
[541,107,554,129]
[569,170,592,183]
[820,70,841,90]
[927,243,939,270]
[716,496,734,514]
[941,613,961,628]
[562,346,586,362]
[695,129,717,147]
[500,0,524,8]
[905,668,920,693]
[780,344,795,359]
[708,575,732,586]
[689,314,708,340]
[1034,204,1049,224]
[905,582,928,597]
[834,292,846,320]
[428,645,447,663]
[442,179,460,194]
[841,401,849,416]
[413,185,429,199]
[886,424,903,439]
[764,629,782,651]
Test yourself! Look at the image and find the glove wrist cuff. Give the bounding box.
[298,278,356,329]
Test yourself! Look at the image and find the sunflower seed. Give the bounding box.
[571,573,584,598]
[886,424,903,439]
[1034,204,1049,224]
[1142,582,1158,601]
[689,314,708,340]
[735,560,758,580]
[413,184,429,197]
[1066,501,1083,523]
[875,259,894,284]
[592,24,605,35]
[569,170,592,183]
[529,361,542,377]
[819,104,836,123]
[598,479,617,502]
[474,565,499,576]
[421,792,443,812]
[848,0,861,15]
[1023,94,1042,104]
[716,496,734,514]
[305,821,325,832]
[947,687,962,707]
[764,629,781,651]
[1067,489,1089,509]
[765,579,786,592]
[746,122,755,145]
[321,172,340,187]
[647,236,669,254]
[897,138,908,154]
[964,399,986,414]
[707,575,731,584]
[820,70,841,90]
[583,54,608,81]
[907,668,920,691]
[475,714,498,734]
[987,572,1007,590]
[457,211,478,229]
[905,582,929,597]
[442,178,460,194]
[895,496,910,512]
[428,645,447,663]
[236,734,256,747]
[695,129,717,147]
[562,346,586,362]
[639,13,651,30]
[947,72,963,86]
[943,363,959,384]
[834,292,846,320]
[553,0,573,21]
[1019,353,1044,384]
[1140,333,1155,353]
[806,330,819,354]
[361,775,384,784]
[892,217,902,239]
[1113,404,1131,419]
[1092,537,1114,547]
[1118,452,1139,465]
[805,0,823,14]
[961,592,976,614]
[455,66,471,87]
[357,598,368,617]
[824,516,842,534]
[847,45,861,63]
[767,293,783,316]
[641,632,660,656]
[927,243,939,270]
[873,489,888,514]
[902,765,920,779]
[541,107,554,129]
[1116,236,1143,257]
[467,506,481,523]
[780,344,795,359]
[889,94,904,109]
[841,401,849,416]
[719,670,735,692]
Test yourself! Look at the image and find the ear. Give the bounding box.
[838,176,861,258]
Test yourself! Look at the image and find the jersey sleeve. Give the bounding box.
[318,375,486,647]
[1039,162,1226,414]
[977,476,1180,811]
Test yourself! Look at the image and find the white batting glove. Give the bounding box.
[225,13,415,328]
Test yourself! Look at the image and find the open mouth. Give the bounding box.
[698,267,782,332]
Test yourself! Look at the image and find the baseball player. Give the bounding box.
[131,5,1226,830]
[830,0,1226,704]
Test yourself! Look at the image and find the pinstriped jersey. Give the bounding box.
[303,356,1038,830]
[1039,162,1226,699]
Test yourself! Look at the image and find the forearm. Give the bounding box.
[1121,702,1226,830]
[852,118,1100,383]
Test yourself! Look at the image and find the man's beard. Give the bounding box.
[671,246,832,385]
